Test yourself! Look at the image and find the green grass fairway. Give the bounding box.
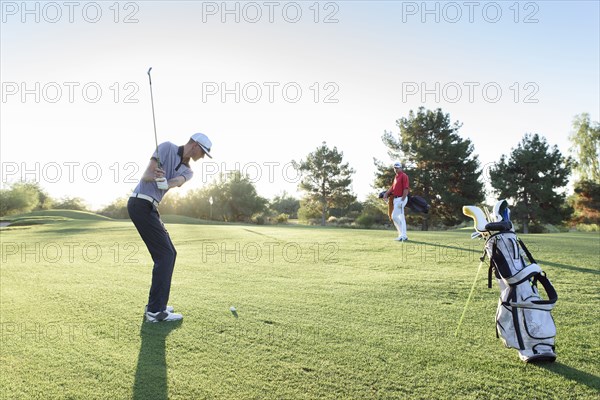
[6,209,114,221]
[1,217,598,399]
[1,210,113,227]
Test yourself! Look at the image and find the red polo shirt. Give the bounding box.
[391,171,409,197]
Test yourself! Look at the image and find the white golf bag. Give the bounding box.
[463,200,558,363]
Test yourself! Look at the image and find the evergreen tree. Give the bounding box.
[490,133,572,233]
[374,107,484,228]
[296,142,356,226]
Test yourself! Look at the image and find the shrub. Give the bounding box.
[355,214,375,228]
[298,206,320,223]
[576,223,600,232]
[251,213,267,225]
[543,224,569,233]
[337,217,354,226]
[276,213,289,224]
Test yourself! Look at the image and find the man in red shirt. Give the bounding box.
[384,162,410,241]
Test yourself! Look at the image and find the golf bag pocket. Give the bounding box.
[522,306,556,340]
[496,296,519,349]
[486,232,528,282]
[496,282,557,352]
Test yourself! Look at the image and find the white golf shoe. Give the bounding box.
[145,309,183,323]
[145,305,174,313]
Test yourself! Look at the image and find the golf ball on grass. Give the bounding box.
[230,306,237,312]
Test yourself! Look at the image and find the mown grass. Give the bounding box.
[160,214,222,225]
[1,209,113,227]
[0,216,598,399]
[7,209,113,220]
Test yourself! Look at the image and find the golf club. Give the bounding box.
[456,205,493,337]
[470,232,483,240]
[147,67,160,167]
[454,259,485,337]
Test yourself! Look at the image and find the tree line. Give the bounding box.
[2,108,598,232]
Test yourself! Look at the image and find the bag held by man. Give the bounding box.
[463,200,558,363]
[379,191,429,220]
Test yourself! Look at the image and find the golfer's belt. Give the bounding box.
[131,193,160,207]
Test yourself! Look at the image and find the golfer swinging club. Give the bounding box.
[383,162,410,242]
[128,133,212,322]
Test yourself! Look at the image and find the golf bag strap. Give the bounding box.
[509,288,525,349]
[505,272,558,310]
[505,264,542,286]
[518,239,537,264]
[488,244,494,289]
[531,272,558,305]
[485,235,502,289]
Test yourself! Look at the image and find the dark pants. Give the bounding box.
[127,197,177,313]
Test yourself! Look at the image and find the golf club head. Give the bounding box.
[470,231,483,240]
[147,67,153,85]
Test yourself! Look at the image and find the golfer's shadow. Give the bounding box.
[133,320,182,400]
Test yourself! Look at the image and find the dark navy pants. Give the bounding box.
[127,197,177,313]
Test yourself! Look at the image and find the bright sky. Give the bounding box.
[1,1,599,210]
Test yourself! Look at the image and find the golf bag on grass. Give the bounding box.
[463,200,558,363]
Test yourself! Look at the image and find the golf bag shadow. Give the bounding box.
[463,200,558,363]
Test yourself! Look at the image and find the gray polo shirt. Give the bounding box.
[133,142,193,203]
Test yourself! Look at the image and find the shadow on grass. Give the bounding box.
[534,362,600,391]
[534,259,600,276]
[406,240,598,276]
[243,228,286,243]
[133,320,182,400]
[402,239,481,254]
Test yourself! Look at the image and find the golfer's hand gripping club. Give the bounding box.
[155,177,169,190]
[152,165,168,190]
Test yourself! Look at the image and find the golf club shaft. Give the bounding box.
[455,259,485,337]
[147,67,161,167]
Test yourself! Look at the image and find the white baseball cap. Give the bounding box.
[393,162,402,169]
[191,133,212,158]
